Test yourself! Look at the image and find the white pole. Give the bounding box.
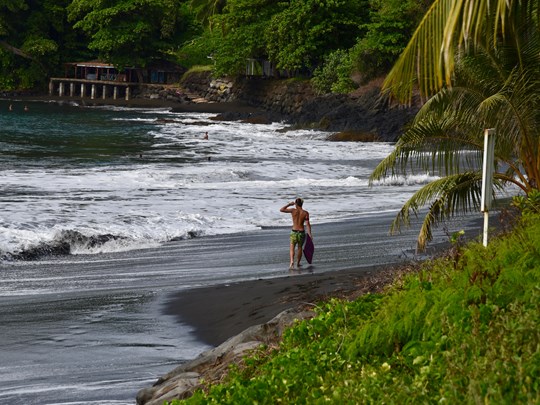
[481,129,496,246]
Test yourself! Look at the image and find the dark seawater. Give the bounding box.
[0,99,434,262]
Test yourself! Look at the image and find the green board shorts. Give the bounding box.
[290,230,306,246]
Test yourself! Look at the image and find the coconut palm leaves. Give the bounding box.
[371,23,540,250]
[383,0,539,103]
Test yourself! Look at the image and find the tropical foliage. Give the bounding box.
[383,0,540,103]
[311,49,356,95]
[372,0,540,250]
[205,0,283,77]
[67,0,200,69]
[0,0,88,89]
[353,0,433,80]
[189,0,226,27]
[0,0,432,92]
[195,0,432,79]
[168,214,540,404]
[204,0,370,77]
[264,0,369,74]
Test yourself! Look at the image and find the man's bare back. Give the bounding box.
[290,206,309,231]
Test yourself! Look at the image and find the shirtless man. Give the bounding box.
[280,198,312,269]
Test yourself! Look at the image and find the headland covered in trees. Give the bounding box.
[1,1,428,141]
[0,0,428,94]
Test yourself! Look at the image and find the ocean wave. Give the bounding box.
[0,228,204,262]
[371,173,440,186]
[1,230,122,261]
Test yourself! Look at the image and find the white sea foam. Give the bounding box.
[0,106,428,259]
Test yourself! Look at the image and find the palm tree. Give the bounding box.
[371,0,540,250]
[383,0,539,103]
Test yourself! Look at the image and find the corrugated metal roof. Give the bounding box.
[66,61,115,68]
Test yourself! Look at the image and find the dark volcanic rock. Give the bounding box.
[180,73,418,141]
[292,94,418,142]
[176,72,418,142]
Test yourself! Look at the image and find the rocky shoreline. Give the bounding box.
[181,72,419,142]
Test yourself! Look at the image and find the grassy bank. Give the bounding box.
[171,214,540,404]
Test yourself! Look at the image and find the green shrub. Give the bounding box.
[311,49,357,95]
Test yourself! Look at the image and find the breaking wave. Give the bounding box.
[0,229,204,262]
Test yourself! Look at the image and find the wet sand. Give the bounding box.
[164,264,409,346]
[163,214,486,347]
[0,211,488,404]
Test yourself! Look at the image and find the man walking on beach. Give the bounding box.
[280,198,312,269]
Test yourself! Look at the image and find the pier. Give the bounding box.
[48,60,183,102]
[49,77,133,101]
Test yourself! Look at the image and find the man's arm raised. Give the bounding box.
[280,201,295,213]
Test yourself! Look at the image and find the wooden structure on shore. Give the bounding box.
[49,76,134,101]
[49,60,184,101]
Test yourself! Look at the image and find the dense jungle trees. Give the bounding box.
[0,0,430,91]
[0,0,88,89]
[67,0,200,69]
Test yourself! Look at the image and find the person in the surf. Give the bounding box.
[280,197,312,269]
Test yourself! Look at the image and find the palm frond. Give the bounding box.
[370,108,485,184]
[389,172,483,250]
[374,0,540,250]
[382,0,534,103]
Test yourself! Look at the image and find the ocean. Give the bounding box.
[0,99,455,404]
[0,99,438,261]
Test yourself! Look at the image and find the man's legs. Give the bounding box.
[296,244,303,267]
[289,242,295,269]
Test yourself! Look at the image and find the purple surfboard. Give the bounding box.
[303,234,314,264]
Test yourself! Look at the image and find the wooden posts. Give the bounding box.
[48,78,134,102]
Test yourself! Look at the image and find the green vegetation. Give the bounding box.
[311,49,356,95]
[353,0,432,80]
[167,212,540,404]
[185,0,429,82]
[0,0,431,92]
[67,0,200,69]
[372,1,540,250]
[0,0,88,90]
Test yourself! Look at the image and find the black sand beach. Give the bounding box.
[163,213,486,347]
[0,206,489,404]
[164,264,407,346]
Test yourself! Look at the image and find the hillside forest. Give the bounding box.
[0,0,432,94]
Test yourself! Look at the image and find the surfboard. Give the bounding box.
[303,234,314,264]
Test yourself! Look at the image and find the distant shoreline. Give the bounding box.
[2,94,267,115]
